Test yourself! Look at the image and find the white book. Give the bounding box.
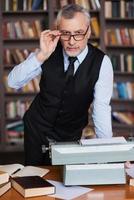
[95,0,101,9]
[120,54,125,72]
[5,0,9,11]
[0,171,9,185]
[0,164,49,178]
[115,29,122,45]
[105,1,112,18]
[0,182,11,197]
[6,120,23,129]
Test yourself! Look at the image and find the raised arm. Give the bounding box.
[8,30,61,89]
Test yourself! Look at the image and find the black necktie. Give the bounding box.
[66,57,77,81]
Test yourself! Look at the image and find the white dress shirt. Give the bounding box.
[8,45,113,138]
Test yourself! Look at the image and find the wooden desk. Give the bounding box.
[1,166,134,200]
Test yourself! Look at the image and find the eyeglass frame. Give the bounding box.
[60,25,89,41]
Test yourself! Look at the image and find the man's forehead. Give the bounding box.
[59,18,89,30]
[59,13,88,23]
[60,28,86,33]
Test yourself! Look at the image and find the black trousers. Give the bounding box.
[23,114,51,166]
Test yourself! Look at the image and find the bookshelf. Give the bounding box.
[0,0,134,156]
[104,0,134,138]
[0,0,52,154]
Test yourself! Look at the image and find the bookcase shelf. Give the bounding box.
[0,144,24,152]
[0,0,51,149]
[6,95,34,101]
[0,0,134,154]
[6,117,22,122]
[106,18,134,22]
[114,73,134,83]
[111,99,134,111]
[2,10,48,15]
[4,38,40,42]
[89,36,100,40]
[5,92,37,96]
[106,45,134,49]
[113,123,134,129]
[104,0,134,139]
[112,99,134,103]
[115,72,134,75]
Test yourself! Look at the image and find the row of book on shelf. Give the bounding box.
[6,122,24,145]
[105,28,134,46]
[5,82,134,120]
[6,100,31,119]
[73,0,100,10]
[110,54,134,73]
[2,17,100,40]
[4,78,134,101]
[4,49,32,65]
[105,0,134,18]
[4,49,134,73]
[1,0,101,12]
[2,0,102,12]
[5,109,134,145]
[112,82,134,100]
[3,20,42,39]
[112,112,134,125]
[4,75,40,93]
[3,0,134,18]
[0,163,54,198]
[6,86,134,121]
[52,0,100,11]
[1,0,48,11]
[6,120,24,145]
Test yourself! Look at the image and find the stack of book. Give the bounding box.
[0,164,55,197]
[0,171,11,197]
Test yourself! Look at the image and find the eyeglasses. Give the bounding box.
[60,26,89,41]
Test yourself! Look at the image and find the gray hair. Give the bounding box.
[56,4,90,27]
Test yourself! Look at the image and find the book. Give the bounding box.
[130,179,134,186]
[32,0,43,10]
[112,112,134,125]
[6,120,23,129]
[59,0,68,8]
[11,176,55,197]
[0,182,11,197]
[105,1,112,18]
[90,17,100,37]
[0,164,49,178]
[0,171,9,185]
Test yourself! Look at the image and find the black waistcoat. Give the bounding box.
[24,43,105,141]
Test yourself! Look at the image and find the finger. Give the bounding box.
[49,30,61,36]
[41,30,61,37]
[52,35,60,48]
[40,32,59,44]
[40,30,51,35]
